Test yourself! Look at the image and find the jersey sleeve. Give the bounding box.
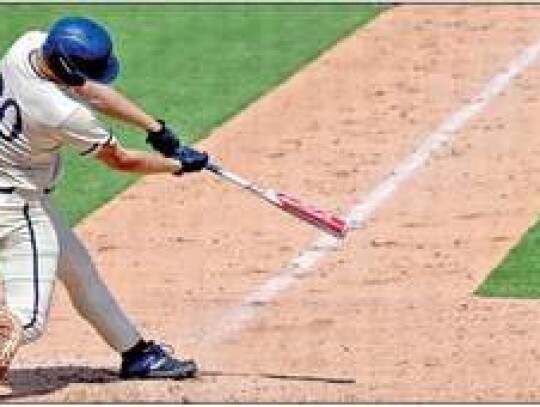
[58,107,117,156]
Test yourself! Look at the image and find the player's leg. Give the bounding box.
[45,200,197,379]
[0,198,60,379]
[44,200,140,352]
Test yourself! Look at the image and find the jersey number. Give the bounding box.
[0,73,22,142]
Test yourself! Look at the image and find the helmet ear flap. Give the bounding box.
[43,47,86,87]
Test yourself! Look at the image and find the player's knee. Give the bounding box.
[20,322,46,345]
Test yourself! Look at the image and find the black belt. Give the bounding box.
[0,187,53,194]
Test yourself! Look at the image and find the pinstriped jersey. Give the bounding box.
[0,31,116,191]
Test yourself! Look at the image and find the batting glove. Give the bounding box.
[146,120,181,158]
[174,146,209,173]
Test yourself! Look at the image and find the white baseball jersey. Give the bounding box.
[0,31,116,191]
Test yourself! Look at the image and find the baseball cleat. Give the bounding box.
[120,342,197,380]
[0,308,22,382]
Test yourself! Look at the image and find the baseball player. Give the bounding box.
[0,16,209,381]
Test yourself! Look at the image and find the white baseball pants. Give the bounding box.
[0,189,141,352]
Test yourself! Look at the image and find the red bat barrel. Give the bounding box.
[276,192,348,238]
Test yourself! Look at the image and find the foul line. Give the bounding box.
[202,38,540,345]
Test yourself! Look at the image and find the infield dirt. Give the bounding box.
[5,5,540,402]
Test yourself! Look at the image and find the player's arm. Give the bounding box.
[72,81,161,132]
[72,81,180,157]
[59,107,208,175]
[96,142,207,175]
[97,143,180,174]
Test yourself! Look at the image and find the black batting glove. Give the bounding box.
[146,120,181,158]
[174,146,209,174]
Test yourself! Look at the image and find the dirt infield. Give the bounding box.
[5,5,540,402]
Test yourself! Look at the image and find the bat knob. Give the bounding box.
[205,161,222,173]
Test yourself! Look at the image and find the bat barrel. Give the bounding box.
[206,161,348,238]
[277,193,348,238]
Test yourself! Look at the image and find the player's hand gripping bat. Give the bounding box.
[205,160,348,238]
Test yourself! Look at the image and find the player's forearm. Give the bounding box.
[73,82,161,132]
[118,149,181,174]
[98,145,181,175]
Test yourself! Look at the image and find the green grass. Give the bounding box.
[0,4,384,225]
[477,219,540,298]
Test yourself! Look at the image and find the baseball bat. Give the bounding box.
[205,160,348,238]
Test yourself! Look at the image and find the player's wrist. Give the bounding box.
[146,120,181,158]
[174,146,209,173]
[146,118,162,133]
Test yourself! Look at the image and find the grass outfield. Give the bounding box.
[477,220,540,298]
[0,4,384,225]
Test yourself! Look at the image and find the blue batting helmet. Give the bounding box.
[42,17,119,86]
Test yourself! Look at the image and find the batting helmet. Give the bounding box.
[42,17,119,86]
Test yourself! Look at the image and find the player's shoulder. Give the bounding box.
[24,85,90,129]
[2,30,46,78]
[16,31,47,45]
[2,31,90,128]
[5,31,46,60]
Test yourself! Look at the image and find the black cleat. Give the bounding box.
[120,342,197,380]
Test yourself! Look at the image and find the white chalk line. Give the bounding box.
[12,358,114,370]
[200,37,540,345]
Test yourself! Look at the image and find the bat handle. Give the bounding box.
[205,160,223,174]
[205,160,255,191]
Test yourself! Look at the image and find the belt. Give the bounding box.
[0,187,53,194]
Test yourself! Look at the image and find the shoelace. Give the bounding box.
[146,341,175,356]
[158,343,175,356]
